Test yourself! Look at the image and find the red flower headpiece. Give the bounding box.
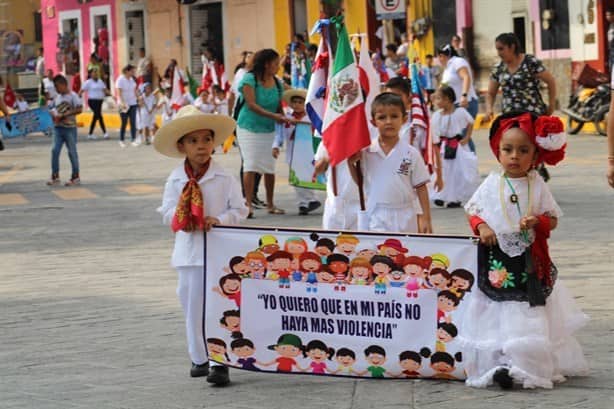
[489,112,566,166]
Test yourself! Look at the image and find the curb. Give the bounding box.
[75,112,604,133]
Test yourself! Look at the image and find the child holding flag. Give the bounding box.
[155,106,248,386]
[348,93,432,233]
[272,88,321,215]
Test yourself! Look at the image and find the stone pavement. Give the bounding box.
[0,130,613,409]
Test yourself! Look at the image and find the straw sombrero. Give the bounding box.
[282,88,307,104]
[153,105,236,158]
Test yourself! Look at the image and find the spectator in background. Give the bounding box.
[451,34,466,58]
[43,69,57,104]
[35,47,45,78]
[136,48,153,85]
[280,43,292,85]
[236,48,291,217]
[14,93,29,112]
[80,68,110,140]
[115,64,139,148]
[384,44,403,77]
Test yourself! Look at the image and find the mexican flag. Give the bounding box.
[321,17,371,167]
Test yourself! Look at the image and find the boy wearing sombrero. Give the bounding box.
[156,105,248,386]
[272,88,322,215]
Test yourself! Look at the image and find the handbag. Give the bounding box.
[477,243,557,305]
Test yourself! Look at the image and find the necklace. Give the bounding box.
[499,172,532,235]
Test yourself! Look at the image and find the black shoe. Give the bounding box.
[251,197,266,209]
[493,367,514,390]
[0,138,4,151]
[307,200,322,212]
[206,365,230,386]
[434,200,445,207]
[190,362,210,378]
[299,206,309,215]
[446,201,462,208]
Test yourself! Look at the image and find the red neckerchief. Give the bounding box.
[171,159,210,232]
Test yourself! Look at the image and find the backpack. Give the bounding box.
[232,74,283,121]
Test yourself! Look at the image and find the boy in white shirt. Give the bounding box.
[47,75,83,186]
[155,105,248,386]
[156,87,174,124]
[194,88,214,113]
[212,85,229,116]
[348,92,432,233]
[272,89,322,215]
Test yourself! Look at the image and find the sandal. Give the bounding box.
[267,207,286,215]
[247,211,254,219]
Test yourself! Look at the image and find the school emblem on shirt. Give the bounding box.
[329,75,359,113]
[397,158,412,176]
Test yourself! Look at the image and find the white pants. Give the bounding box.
[295,186,318,207]
[322,196,359,230]
[176,266,222,366]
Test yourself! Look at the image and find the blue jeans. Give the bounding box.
[51,126,79,177]
[456,98,478,152]
[119,105,138,141]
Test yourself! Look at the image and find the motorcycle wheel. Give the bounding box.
[594,106,608,136]
[567,116,584,134]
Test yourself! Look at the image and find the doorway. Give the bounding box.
[125,10,146,66]
[189,2,223,76]
[90,5,113,89]
[58,10,83,78]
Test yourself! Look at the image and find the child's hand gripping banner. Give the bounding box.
[289,122,326,190]
[204,226,478,380]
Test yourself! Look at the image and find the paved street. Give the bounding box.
[1,129,613,409]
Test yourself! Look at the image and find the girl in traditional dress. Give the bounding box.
[430,85,480,207]
[461,112,588,389]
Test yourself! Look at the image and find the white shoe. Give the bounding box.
[131,140,140,147]
[119,141,126,148]
[87,134,97,140]
[103,133,109,139]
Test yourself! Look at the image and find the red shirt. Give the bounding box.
[276,357,296,372]
[278,270,290,279]
[227,291,241,307]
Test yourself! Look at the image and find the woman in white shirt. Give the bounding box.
[80,68,110,140]
[115,64,139,147]
[438,44,478,151]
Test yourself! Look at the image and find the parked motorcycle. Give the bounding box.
[563,65,610,136]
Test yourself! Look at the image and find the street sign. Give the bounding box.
[375,0,406,20]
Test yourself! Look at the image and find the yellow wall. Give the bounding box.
[273,0,292,54]
[408,0,434,62]
[1,0,40,45]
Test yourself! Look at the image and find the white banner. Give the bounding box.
[204,226,477,380]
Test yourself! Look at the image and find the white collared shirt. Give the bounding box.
[361,138,430,211]
[157,159,249,267]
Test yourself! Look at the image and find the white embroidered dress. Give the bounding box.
[460,170,589,389]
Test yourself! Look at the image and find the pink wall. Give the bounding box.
[455,0,473,32]
[40,0,119,81]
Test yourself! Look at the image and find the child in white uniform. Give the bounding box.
[194,88,214,114]
[461,112,588,389]
[156,88,174,124]
[314,143,360,230]
[212,85,229,116]
[430,85,479,207]
[349,92,432,233]
[155,105,248,386]
[273,89,322,215]
[137,83,156,144]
